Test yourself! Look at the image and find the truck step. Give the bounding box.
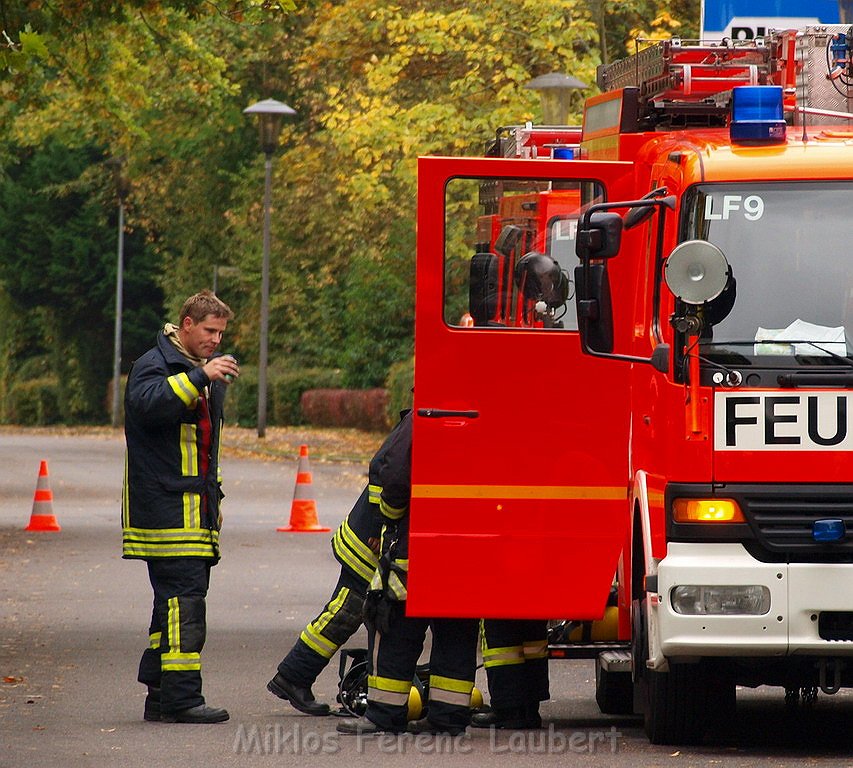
[598,649,632,672]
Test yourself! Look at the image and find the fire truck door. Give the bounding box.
[409,156,633,620]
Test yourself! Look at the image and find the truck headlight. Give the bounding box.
[670,585,771,615]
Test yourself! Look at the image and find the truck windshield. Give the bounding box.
[682,182,853,365]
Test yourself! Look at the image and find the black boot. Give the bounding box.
[471,704,542,731]
[144,687,161,722]
[523,703,542,729]
[267,673,330,716]
[162,704,230,723]
[471,706,532,729]
[407,717,466,737]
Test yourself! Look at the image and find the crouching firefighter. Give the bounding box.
[337,410,480,737]
[267,485,381,714]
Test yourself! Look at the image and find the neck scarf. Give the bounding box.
[164,322,206,367]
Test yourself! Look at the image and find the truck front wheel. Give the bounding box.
[632,595,708,744]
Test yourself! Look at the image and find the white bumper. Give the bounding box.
[654,543,853,660]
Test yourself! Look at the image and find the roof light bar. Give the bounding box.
[730,86,786,144]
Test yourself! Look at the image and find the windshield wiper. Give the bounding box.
[700,339,853,368]
[777,372,853,387]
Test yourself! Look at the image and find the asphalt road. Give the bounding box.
[2,432,853,768]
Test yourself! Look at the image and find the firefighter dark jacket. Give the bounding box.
[122,331,226,562]
[332,486,381,585]
[367,409,412,600]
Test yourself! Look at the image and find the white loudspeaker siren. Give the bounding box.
[664,240,730,305]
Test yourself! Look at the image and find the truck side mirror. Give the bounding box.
[573,196,677,372]
[469,252,499,326]
[494,225,523,257]
[575,211,623,260]
[574,264,613,352]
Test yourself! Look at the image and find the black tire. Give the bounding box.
[595,655,634,715]
[632,577,708,745]
[644,661,708,745]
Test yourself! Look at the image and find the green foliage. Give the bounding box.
[0,0,701,424]
[228,366,343,427]
[591,0,700,63]
[0,141,163,422]
[339,243,415,388]
[386,356,414,421]
[6,378,60,426]
[0,144,112,421]
[256,0,603,388]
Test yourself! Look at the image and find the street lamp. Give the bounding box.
[524,73,589,126]
[108,156,130,428]
[243,98,296,438]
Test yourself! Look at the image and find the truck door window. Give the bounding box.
[444,177,604,331]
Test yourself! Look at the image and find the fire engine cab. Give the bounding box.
[408,26,853,744]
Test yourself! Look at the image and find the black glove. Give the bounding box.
[363,589,394,635]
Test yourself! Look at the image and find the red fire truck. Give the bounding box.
[408,27,853,744]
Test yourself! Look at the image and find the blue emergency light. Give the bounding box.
[729,86,786,144]
[813,518,846,543]
[553,147,575,160]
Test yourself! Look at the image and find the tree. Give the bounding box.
[0,3,285,419]
[592,0,700,63]
[244,0,602,385]
[0,140,162,420]
[0,0,704,422]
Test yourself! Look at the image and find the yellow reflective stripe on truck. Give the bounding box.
[411,484,626,500]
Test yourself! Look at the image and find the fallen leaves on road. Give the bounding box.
[222,426,384,463]
[0,425,384,464]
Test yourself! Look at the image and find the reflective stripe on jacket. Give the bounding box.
[122,332,226,561]
[368,410,412,599]
[331,486,381,584]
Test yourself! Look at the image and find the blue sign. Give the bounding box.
[702,0,846,38]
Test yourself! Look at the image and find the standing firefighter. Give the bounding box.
[122,290,239,724]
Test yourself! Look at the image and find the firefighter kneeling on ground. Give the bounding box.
[336,410,480,737]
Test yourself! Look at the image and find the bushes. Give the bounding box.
[231,366,391,430]
[229,366,343,427]
[1,361,410,431]
[7,378,61,425]
[301,388,389,431]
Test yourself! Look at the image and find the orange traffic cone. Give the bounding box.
[277,445,330,533]
[25,460,61,532]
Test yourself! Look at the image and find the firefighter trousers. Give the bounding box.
[366,604,479,733]
[277,568,368,687]
[138,557,212,714]
[481,618,550,709]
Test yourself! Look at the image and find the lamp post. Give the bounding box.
[524,73,589,126]
[243,98,296,438]
[108,157,130,428]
